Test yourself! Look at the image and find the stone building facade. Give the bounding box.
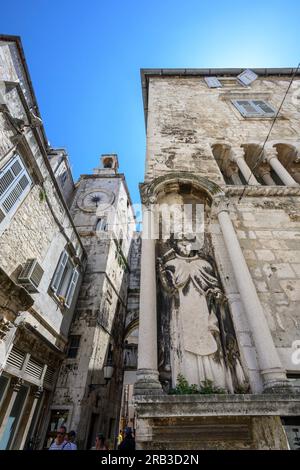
[50,154,136,450]
[134,68,300,449]
[0,35,85,449]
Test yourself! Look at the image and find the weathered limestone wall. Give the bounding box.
[145,76,300,183]
[231,196,300,372]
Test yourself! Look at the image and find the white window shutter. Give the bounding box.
[65,269,79,307]
[0,155,31,219]
[204,77,222,88]
[232,100,261,117]
[51,251,68,292]
[237,69,258,86]
[252,100,275,116]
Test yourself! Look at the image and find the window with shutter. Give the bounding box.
[252,100,276,116]
[204,77,222,88]
[51,251,69,292]
[51,250,79,308]
[237,69,258,86]
[44,366,56,388]
[0,155,32,226]
[65,269,79,307]
[232,100,261,116]
[232,99,275,117]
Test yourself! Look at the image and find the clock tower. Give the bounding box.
[50,154,136,449]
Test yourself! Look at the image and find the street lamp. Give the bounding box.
[88,360,114,393]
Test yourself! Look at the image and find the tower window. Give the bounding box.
[103,158,113,169]
[67,335,81,358]
[96,217,107,232]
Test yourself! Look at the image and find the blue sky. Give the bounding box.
[1,0,299,204]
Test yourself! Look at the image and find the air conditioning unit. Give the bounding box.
[18,259,44,293]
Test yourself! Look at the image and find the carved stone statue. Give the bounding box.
[157,233,247,393]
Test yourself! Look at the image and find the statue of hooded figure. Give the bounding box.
[158,232,247,392]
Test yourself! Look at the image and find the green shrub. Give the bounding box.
[169,374,227,395]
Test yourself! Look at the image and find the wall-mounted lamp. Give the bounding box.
[88,359,114,393]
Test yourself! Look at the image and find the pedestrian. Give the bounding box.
[91,433,109,450]
[117,429,124,446]
[48,426,68,450]
[63,430,77,450]
[118,427,135,451]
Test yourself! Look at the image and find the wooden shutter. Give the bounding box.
[65,269,79,307]
[6,347,26,370]
[237,69,258,86]
[0,155,31,219]
[232,100,261,117]
[252,100,275,116]
[204,77,222,88]
[25,357,43,380]
[51,250,68,292]
[44,366,55,387]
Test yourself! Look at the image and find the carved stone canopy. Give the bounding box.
[140,172,225,207]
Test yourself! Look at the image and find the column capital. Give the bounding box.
[12,377,24,392]
[34,386,43,399]
[256,162,272,177]
[211,195,230,216]
[224,162,239,177]
[230,147,245,163]
[263,146,278,162]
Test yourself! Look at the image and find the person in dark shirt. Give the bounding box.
[118,427,135,451]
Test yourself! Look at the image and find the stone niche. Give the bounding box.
[155,182,248,394]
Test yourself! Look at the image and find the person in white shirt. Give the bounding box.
[63,431,77,450]
[49,426,68,450]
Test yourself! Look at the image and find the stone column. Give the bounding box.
[134,204,162,395]
[225,164,243,185]
[215,198,287,391]
[265,148,298,187]
[256,163,276,185]
[19,387,43,450]
[230,148,260,185]
[0,379,24,441]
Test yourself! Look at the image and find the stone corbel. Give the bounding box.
[0,268,33,342]
[0,315,13,340]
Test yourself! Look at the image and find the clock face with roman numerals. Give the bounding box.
[77,189,114,212]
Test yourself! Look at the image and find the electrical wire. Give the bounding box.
[238,63,300,203]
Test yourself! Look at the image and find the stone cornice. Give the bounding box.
[134,394,300,418]
[224,185,300,197]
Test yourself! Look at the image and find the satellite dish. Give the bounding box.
[237,69,258,86]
